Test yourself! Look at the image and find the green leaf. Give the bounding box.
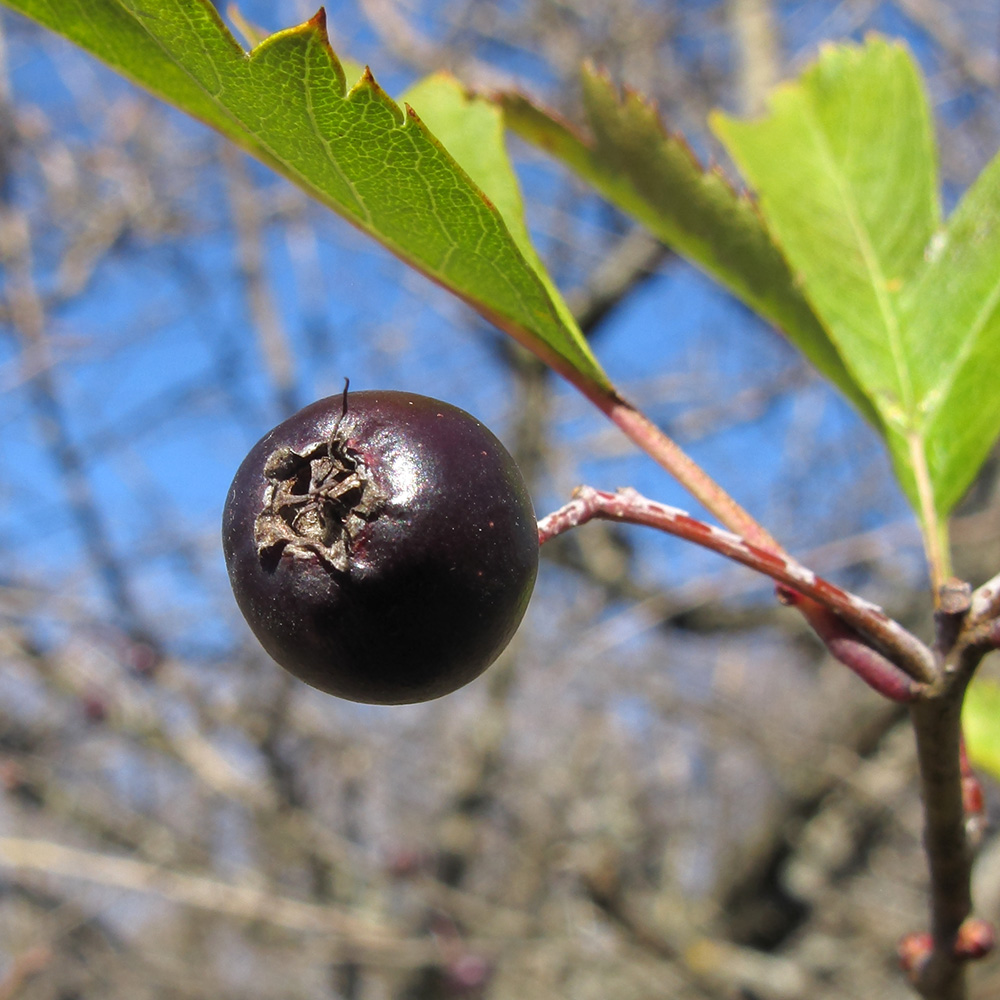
[897,151,1000,515]
[502,67,879,427]
[712,37,1000,567]
[5,0,610,393]
[401,73,583,361]
[963,677,1000,782]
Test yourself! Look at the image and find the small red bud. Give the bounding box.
[962,774,984,817]
[955,918,995,960]
[898,932,933,981]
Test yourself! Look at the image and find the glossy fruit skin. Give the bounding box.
[222,390,538,705]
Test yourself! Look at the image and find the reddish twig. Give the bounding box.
[537,486,936,685]
[601,399,780,550]
[777,588,925,702]
[968,569,1000,636]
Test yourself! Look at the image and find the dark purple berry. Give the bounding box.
[222,390,538,705]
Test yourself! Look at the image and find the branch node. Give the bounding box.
[899,919,994,989]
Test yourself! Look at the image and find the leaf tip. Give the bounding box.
[580,59,609,86]
[307,6,328,32]
[351,66,405,126]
